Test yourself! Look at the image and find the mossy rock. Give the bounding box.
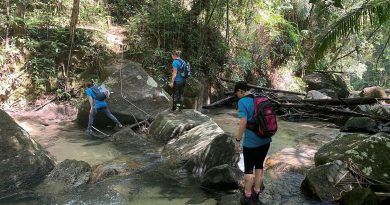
[340,188,380,205]
[341,117,378,133]
[315,133,390,184]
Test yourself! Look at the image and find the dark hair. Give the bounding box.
[234,81,248,92]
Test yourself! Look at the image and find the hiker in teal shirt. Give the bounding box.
[234,81,271,205]
[84,80,122,136]
[169,50,186,112]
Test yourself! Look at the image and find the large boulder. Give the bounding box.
[0,109,55,198]
[149,109,240,186]
[341,117,378,133]
[315,133,390,184]
[148,109,210,143]
[304,73,349,98]
[37,159,91,192]
[77,62,171,128]
[301,160,352,201]
[357,104,390,120]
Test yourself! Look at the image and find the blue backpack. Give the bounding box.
[91,85,107,101]
[176,58,191,79]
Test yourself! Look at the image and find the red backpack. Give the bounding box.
[246,95,278,138]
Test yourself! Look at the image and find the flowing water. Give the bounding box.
[3,108,340,205]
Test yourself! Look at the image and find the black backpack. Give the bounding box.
[176,58,191,79]
[91,85,107,101]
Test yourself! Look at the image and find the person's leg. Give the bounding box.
[242,147,256,204]
[178,81,185,109]
[172,81,179,111]
[100,107,122,127]
[252,143,271,205]
[253,143,270,192]
[87,108,97,133]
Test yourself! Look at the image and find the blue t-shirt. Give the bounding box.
[238,96,272,148]
[172,58,184,82]
[86,87,107,109]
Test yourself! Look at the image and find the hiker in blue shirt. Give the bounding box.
[169,50,186,112]
[234,81,272,205]
[84,80,122,136]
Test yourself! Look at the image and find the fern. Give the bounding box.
[310,0,390,69]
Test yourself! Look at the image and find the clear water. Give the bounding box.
[3,108,340,205]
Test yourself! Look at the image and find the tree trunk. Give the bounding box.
[226,0,229,45]
[13,2,26,37]
[5,0,10,49]
[66,0,80,92]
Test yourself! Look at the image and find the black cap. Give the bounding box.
[234,81,248,92]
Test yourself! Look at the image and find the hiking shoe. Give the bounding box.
[114,123,123,131]
[85,129,93,136]
[252,191,262,205]
[240,195,251,205]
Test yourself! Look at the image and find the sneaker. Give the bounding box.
[240,195,251,205]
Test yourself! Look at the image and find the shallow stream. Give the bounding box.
[4,108,340,205]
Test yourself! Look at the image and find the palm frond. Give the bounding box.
[310,0,390,69]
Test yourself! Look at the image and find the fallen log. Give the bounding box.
[202,96,235,109]
[279,97,390,106]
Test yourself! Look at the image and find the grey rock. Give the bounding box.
[217,193,242,205]
[200,164,243,190]
[0,109,55,198]
[40,159,91,192]
[301,160,351,201]
[341,117,378,133]
[148,109,210,143]
[315,132,390,184]
[77,62,171,128]
[305,90,331,100]
[304,73,349,98]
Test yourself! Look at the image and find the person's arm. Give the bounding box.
[236,118,247,141]
[88,96,94,109]
[170,69,177,88]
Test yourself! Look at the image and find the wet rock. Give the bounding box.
[303,73,349,98]
[340,188,380,205]
[183,77,204,109]
[305,90,331,100]
[151,109,239,186]
[77,62,171,128]
[200,164,243,190]
[89,155,143,184]
[108,126,151,147]
[341,117,378,133]
[148,109,210,143]
[315,133,390,184]
[217,193,241,205]
[40,159,91,192]
[301,160,351,201]
[0,109,55,198]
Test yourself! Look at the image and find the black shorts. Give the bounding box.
[243,143,271,174]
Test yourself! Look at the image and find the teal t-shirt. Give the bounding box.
[238,96,272,148]
[86,87,107,109]
[172,58,185,82]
